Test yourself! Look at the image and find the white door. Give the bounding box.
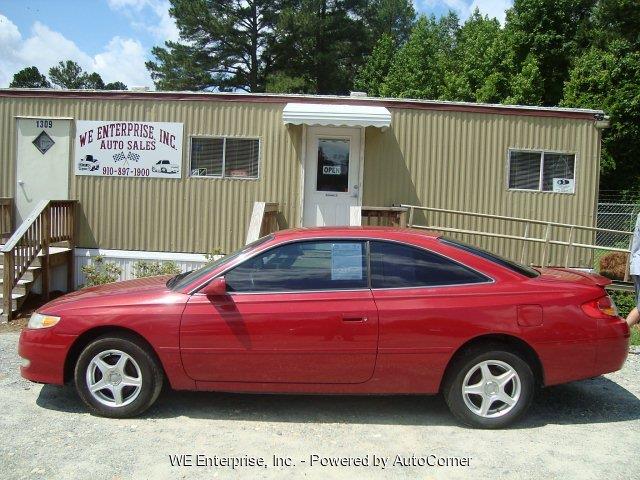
[15,118,71,222]
[303,126,362,227]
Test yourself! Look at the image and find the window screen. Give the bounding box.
[508,151,541,190]
[225,241,367,292]
[508,150,575,193]
[225,138,259,178]
[370,241,489,288]
[191,138,223,176]
[542,153,575,192]
[190,137,259,178]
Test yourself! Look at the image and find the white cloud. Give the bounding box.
[414,0,512,24]
[0,14,152,88]
[107,0,179,42]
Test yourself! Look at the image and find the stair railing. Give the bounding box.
[0,198,12,240]
[2,200,77,321]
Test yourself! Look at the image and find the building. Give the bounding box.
[0,88,607,290]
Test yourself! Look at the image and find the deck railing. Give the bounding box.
[246,202,280,244]
[0,198,12,240]
[349,206,408,227]
[2,200,77,321]
[401,204,634,282]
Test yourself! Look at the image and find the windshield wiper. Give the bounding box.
[166,270,192,289]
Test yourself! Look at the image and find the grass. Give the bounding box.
[631,326,640,346]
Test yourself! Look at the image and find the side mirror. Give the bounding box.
[200,276,227,296]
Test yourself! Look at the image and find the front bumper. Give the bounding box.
[18,328,77,385]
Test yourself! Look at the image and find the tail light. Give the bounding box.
[581,296,619,319]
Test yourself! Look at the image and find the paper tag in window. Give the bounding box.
[331,243,362,280]
[323,165,341,175]
[553,178,574,193]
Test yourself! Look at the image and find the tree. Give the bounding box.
[147,0,281,92]
[562,43,640,197]
[353,33,396,96]
[380,14,459,99]
[104,81,128,90]
[503,0,596,106]
[362,0,416,45]
[9,66,51,88]
[269,0,371,94]
[48,61,87,89]
[504,53,544,105]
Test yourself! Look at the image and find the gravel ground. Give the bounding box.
[1,331,639,480]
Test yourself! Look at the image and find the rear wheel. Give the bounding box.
[74,335,163,418]
[444,348,534,428]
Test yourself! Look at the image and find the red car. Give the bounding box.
[19,227,629,428]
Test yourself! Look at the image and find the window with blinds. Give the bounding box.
[508,150,575,193]
[190,137,260,179]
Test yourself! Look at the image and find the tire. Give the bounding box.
[161,167,167,173]
[443,347,534,429]
[74,335,163,418]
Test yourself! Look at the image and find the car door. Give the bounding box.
[180,240,379,384]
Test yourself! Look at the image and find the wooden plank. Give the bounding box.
[349,206,362,226]
[246,202,267,244]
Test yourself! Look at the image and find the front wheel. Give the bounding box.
[444,348,534,428]
[74,335,163,418]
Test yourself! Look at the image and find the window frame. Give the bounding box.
[368,240,493,291]
[195,238,494,295]
[189,135,261,180]
[506,148,578,194]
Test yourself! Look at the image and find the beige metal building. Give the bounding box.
[0,89,607,279]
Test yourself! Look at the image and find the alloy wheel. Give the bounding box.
[462,359,521,418]
[85,349,143,407]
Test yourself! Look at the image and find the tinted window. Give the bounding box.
[225,241,367,292]
[370,241,489,288]
[440,238,539,278]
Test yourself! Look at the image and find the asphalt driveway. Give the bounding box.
[1,331,639,480]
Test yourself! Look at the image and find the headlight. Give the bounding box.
[27,313,61,329]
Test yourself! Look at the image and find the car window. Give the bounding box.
[370,241,490,288]
[225,241,368,292]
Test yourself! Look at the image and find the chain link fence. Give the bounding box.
[594,202,639,280]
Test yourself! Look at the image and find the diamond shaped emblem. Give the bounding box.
[33,130,55,154]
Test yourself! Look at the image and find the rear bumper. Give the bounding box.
[18,328,76,385]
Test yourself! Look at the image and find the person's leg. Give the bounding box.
[626,275,640,327]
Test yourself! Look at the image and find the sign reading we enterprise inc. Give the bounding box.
[74,120,184,178]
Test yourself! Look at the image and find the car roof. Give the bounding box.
[272,226,442,242]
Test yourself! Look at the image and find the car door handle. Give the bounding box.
[342,316,367,322]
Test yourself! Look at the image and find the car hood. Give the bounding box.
[41,275,174,309]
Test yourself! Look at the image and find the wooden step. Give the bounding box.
[0,265,41,282]
[0,277,33,295]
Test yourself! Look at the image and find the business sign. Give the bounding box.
[322,165,342,175]
[74,121,183,178]
[553,178,574,193]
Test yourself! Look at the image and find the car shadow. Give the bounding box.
[36,374,640,428]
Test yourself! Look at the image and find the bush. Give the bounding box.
[132,260,181,278]
[205,248,224,263]
[81,255,122,287]
[610,290,636,318]
[599,251,629,280]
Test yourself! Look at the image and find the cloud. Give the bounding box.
[414,0,512,24]
[0,14,152,88]
[107,0,179,42]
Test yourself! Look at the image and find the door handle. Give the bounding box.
[342,316,367,322]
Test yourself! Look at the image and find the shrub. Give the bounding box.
[610,290,636,318]
[132,260,181,278]
[205,248,224,263]
[599,251,629,280]
[81,255,122,287]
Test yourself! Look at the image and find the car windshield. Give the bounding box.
[440,237,540,278]
[167,234,274,291]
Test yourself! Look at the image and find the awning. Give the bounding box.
[282,102,391,129]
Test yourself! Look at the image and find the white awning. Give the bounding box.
[282,102,391,128]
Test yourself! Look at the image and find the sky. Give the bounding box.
[0,0,513,89]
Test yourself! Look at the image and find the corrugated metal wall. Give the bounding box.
[0,96,302,253]
[363,109,601,267]
[0,94,601,265]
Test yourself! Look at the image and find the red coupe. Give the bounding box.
[19,227,630,428]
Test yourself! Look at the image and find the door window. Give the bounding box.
[317,139,349,192]
[370,241,490,288]
[225,241,367,292]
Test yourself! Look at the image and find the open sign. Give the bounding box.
[322,165,341,175]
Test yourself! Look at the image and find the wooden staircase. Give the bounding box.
[0,245,73,319]
[1,200,77,322]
